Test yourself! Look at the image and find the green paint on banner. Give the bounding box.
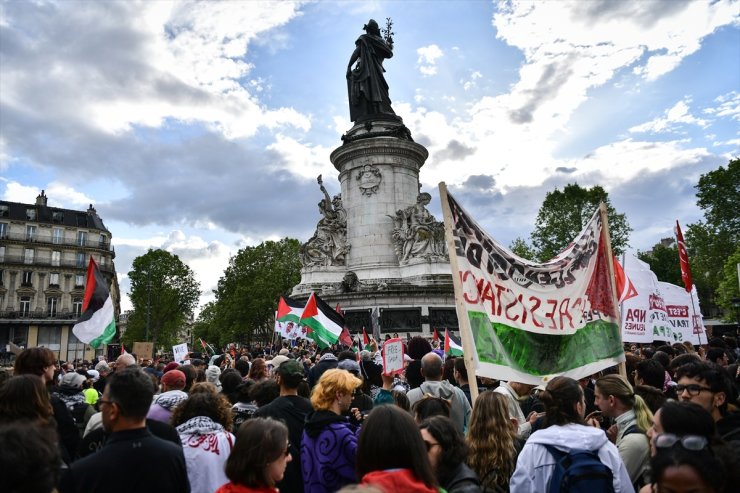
[468,311,623,376]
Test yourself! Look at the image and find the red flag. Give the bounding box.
[339,326,352,347]
[613,255,638,302]
[362,327,369,346]
[121,343,127,354]
[432,328,439,342]
[675,221,693,292]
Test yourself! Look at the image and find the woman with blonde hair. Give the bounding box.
[302,368,363,493]
[593,373,653,489]
[466,391,519,492]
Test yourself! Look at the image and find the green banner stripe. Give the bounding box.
[278,313,302,323]
[89,319,117,349]
[468,311,623,376]
[302,319,340,349]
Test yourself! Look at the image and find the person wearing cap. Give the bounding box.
[302,368,363,493]
[254,359,312,493]
[148,369,188,424]
[52,371,96,436]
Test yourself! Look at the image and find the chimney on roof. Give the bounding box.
[36,190,48,206]
[87,204,97,215]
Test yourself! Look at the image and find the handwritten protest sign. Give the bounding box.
[382,338,404,375]
[133,342,154,359]
[172,343,189,363]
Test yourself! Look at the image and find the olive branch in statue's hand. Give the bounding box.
[382,17,394,49]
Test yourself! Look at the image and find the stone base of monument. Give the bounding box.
[291,127,458,337]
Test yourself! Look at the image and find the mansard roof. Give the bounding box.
[0,199,111,233]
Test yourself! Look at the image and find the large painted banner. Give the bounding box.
[659,281,706,345]
[442,189,625,385]
[620,255,673,343]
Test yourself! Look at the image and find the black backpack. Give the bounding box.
[543,444,615,493]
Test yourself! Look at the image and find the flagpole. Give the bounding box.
[599,202,627,379]
[438,182,479,403]
[687,289,705,346]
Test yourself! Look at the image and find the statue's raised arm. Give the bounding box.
[346,18,397,123]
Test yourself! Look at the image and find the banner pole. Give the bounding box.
[599,202,627,378]
[688,289,705,346]
[438,182,479,404]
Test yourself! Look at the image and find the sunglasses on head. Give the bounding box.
[654,433,709,452]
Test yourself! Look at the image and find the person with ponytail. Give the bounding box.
[510,376,632,493]
[594,374,652,488]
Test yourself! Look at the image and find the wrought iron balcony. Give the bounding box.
[0,230,115,255]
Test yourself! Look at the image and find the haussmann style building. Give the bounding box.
[0,190,120,364]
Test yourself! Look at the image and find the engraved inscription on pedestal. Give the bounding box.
[381,308,422,332]
[429,308,459,330]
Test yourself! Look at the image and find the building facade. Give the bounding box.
[0,191,120,364]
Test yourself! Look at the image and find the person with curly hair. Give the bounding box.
[172,388,235,493]
[466,391,520,492]
[248,358,269,383]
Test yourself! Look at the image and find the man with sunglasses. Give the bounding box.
[674,360,740,452]
[60,367,190,493]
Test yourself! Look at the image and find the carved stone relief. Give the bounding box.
[388,192,448,265]
[301,175,350,268]
[356,164,382,196]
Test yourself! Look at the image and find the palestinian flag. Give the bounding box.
[444,330,463,357]
[433,328,439,342]
[300,292,344,349]
[362,327,372,350]
[277,296,304,323]
[73,257,116,349]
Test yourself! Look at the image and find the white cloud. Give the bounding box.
[265,134,336,180]
[704,91,740,121]
[416,44,444,76]
[1,181,40,203]
[629,100,709,134]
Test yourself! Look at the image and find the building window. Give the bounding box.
[75,274,85,287]
[0,205,8,217]
[0,222,7,238]
[99,234,107,248]
[26,208,36,221]
[77,231,87,247]
[53,227,63,244]
[52,250,61,267]
[47,297,58,317]
[73,297,83,317]
[26,225,37,241]
[0,269,4,286]
[66,330,85,362]
[20,296,31,317]
[52,211,64,222]
[49,272,59,287]
[76,252,85,268]
[24,248,34,264]
[0,245,4,262]
[37,326,61,351]
[22,271,33,285]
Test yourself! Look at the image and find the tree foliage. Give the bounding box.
[716,246,740,322]
[637,242,682,286]
[530,184,632,261]
[509,237,536,261]
[686,159,739,315]
[124,249,200,352]
[202,238,301,346]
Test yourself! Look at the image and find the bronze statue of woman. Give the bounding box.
[346,19,397,122]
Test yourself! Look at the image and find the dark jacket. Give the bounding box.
[717,411,740,456]
[255,395,313,493]
[441,462,483,493]
[308,354,338,388]
[60,427,189,493]
[77,418,181,458]
[50,394,80,463]
[301,410,359,493]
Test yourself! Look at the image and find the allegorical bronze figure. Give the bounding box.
[346,18,397,122]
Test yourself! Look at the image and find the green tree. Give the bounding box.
[637,241,682,286]
[208,238,301,346]
[124,249,200,352]
[530,183,632,261]
[716,246,740,322]
[509,237,536,260]
[685,159,739,313]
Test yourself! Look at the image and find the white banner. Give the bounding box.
[172,343,189,363]
[274,316,310,340]
[620,255,673,343]
[659,282,707,345]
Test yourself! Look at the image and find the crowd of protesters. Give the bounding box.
[1,333,739,493]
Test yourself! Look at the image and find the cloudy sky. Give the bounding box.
[1,0,738,312]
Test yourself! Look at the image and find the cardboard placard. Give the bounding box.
[133,342,154,359]
[382,338,404,376]
[172,343,189,363]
